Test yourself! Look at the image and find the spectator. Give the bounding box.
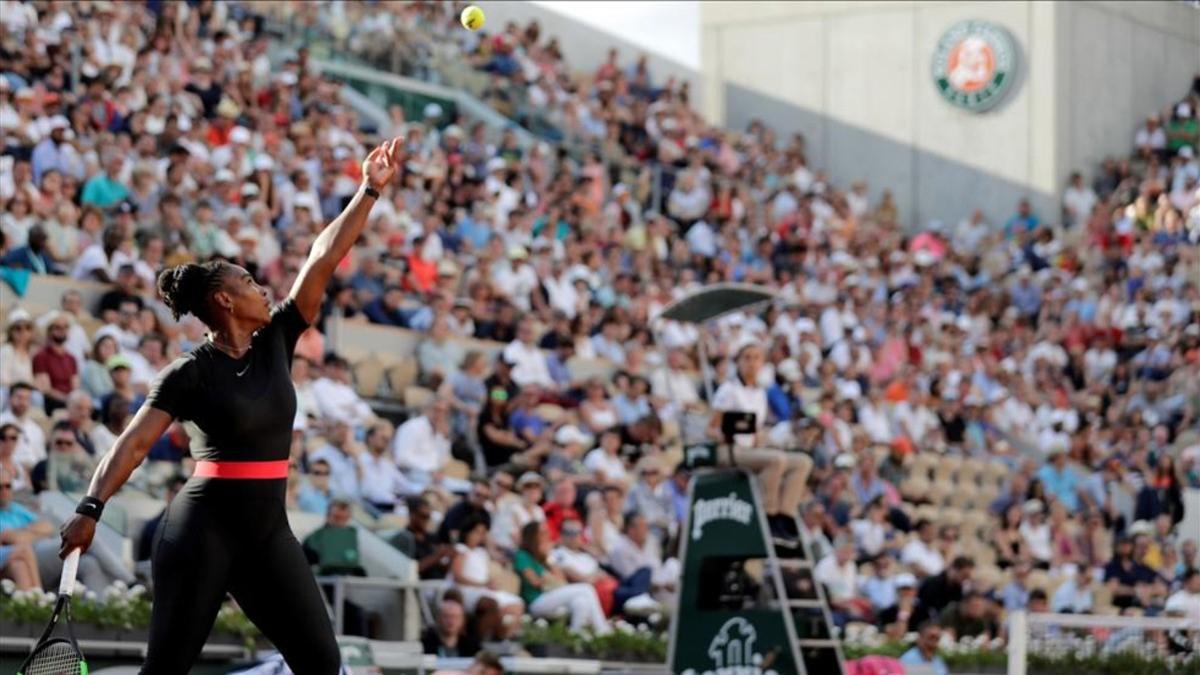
[310,354,374,430]
[450,516,524,625]
[302,499,366,577]
[492,471,546,553]
[899,621,949,675]
[902,519,945,578]
[1001,561,1035,612]
[31,422,95,494]
[358,421,419,513]
[422,594,481,658]
[439,478,493,545]
[939,590,999,640]
[1019,499,1053,569]
[814,537,872,624]
[390,497,454,581]
[624,458,674,540]
[417,316,463,385]
[1,225,58,274]
[308,419,362,501]
[1104,536,1165,609]
[502,318,553,389]
[393,398,463,491]
[541,479,581,542]
[31,311,79,414]
[432,650,504,675]
[1050,563,1095,614]
[584,430,629,488]
[1165,567,1200,624]
[1,310,36,398]
[0,423,31,493]
[513,521,611,635]
[1036,447,1082,512]
[1004,198,1040,239]
[0,383,46,470]
[297,458,334,516]
[918,555,975,617]
[877,573,929,637]
[1062,172,1098,228]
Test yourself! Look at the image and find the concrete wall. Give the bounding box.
[481,2,702,105]
[700,1,1200,229]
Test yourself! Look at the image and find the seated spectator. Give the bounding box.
[860,554,903,613]
[91,394,133,458]
[390,497,454,580]
[939,590,1000,640]
[608,513,678,609]
[0,383,47,470]
[514,521,611,635]
[1036,447,1082,512]
[612,374,652,425]
[902,519,946,578]
[431,650,504,675]
[308,420,363,501]
[358,421,420,513]
[443,351,487,439]
[850,498,896,562]
[393,398,464,491]
[1166,567,1200,624]
[303,499,366,577]
[451,516,524,626]
[542,479,581,542]
[0,225,58,274]
[439,478,493,544]
[1001,561,1035,612]
[80,335,118,406]
[551,518,619,613]
[1051,563,1095,614]
[1104,535,1165,609]
[137,475,187,563]
[1019,499,1053,569]
[0,466,123,590]
[422,593,481,658]
[492,472,546,553]
[503,318,554,389]
[584,430,629,488]
[918,555,975,617]
[0,423,32,493]
[31,312,77,415]
[61,391,98,456]
[478,388,527,469]
[417,316,463,385]
[579,379,619,434]
[31,422,96,494]
[878,573,929,638]
[899,621,949,675]
[814,537,872,623]
[297,459,334,516]
[310,354,374,430]
[1,312,37,403]
[624,458,674,540]
[100,355,145,414]
[362,286,410,327]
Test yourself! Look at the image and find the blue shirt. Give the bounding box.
[1036,463,1080,511]
[0,502,38,531]
[80,174,129,208]
[1004,213,1040,239]
[861,576,898,611]
[900,648,948,675]
[1002,581,1029,611]
[510,409,547,440]
[297,482,332,516]
[1011,283,1042,317]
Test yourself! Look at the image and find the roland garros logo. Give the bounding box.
[932,20,1017,112]
[692,493,754,541]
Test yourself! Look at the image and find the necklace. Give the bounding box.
[209,334,254,376]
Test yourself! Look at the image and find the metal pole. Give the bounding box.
[1008,609,1027,675]
[333,578,346,635]
[697,330,714,403]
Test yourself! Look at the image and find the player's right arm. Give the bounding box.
[59,406,173,557]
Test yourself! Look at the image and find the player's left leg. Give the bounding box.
[229,525,341,675]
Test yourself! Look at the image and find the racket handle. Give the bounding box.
[59,549,81,596]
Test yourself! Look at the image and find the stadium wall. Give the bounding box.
[700,0,1200,231]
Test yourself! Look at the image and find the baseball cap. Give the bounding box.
[516,472,544,489]
[894,573,917,589]
[105,355,133,371]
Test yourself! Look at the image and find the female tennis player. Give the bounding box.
[58,138,402,673]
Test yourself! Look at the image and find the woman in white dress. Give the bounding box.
[450,516,525,625]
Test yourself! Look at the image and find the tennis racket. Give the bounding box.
[17,548,87,675]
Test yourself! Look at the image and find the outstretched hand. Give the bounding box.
[362,137,403,192]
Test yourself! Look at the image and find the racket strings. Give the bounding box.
[24,641,83,675]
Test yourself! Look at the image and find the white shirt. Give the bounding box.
[310,377,373,428]
[491,499,545,551]
[1062,186,1097,223]
[584,449,628,484]
[453,544,491,585]
[1166,590,1200,624]
[503,341,553,388]
[850,519,887,557]
[358,451,421,506]
[901,538,945,577]
[492,263,539,311]
[0,410,45,469]
[1020,521,1052,562]
[71,245,133,281]
[1134,126,1167,150]
[814,555,858,602]
[392,415,450,474]
[711,378,768,448]
[685,220,717,258]
[551,546,600,579]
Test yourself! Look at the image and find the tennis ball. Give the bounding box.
[461,5,485,31]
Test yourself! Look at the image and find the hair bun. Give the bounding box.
[157,264,209,320]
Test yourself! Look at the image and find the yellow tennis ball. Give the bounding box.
[461,5,485,31]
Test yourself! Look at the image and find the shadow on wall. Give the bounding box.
[725,82,1055,232]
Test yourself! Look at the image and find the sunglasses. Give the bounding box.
[0,435,18,442]
[311,470,330,477]
[54,439,76,447]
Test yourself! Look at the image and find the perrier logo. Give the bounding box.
[931,20,1017,112]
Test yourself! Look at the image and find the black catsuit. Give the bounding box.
[141,300,340,673]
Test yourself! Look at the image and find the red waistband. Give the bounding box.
[193,460,290,479]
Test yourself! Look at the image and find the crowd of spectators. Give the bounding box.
[1,0,1199,660]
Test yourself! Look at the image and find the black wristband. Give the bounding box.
[362,185,380,200]
[75,496,105,521]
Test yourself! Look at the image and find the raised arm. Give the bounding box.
[289,138,402,324]
[58,406,173,557]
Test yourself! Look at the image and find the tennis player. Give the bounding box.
[58,138,403,673]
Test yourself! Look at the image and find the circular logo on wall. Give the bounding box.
[931,20,1017,112]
